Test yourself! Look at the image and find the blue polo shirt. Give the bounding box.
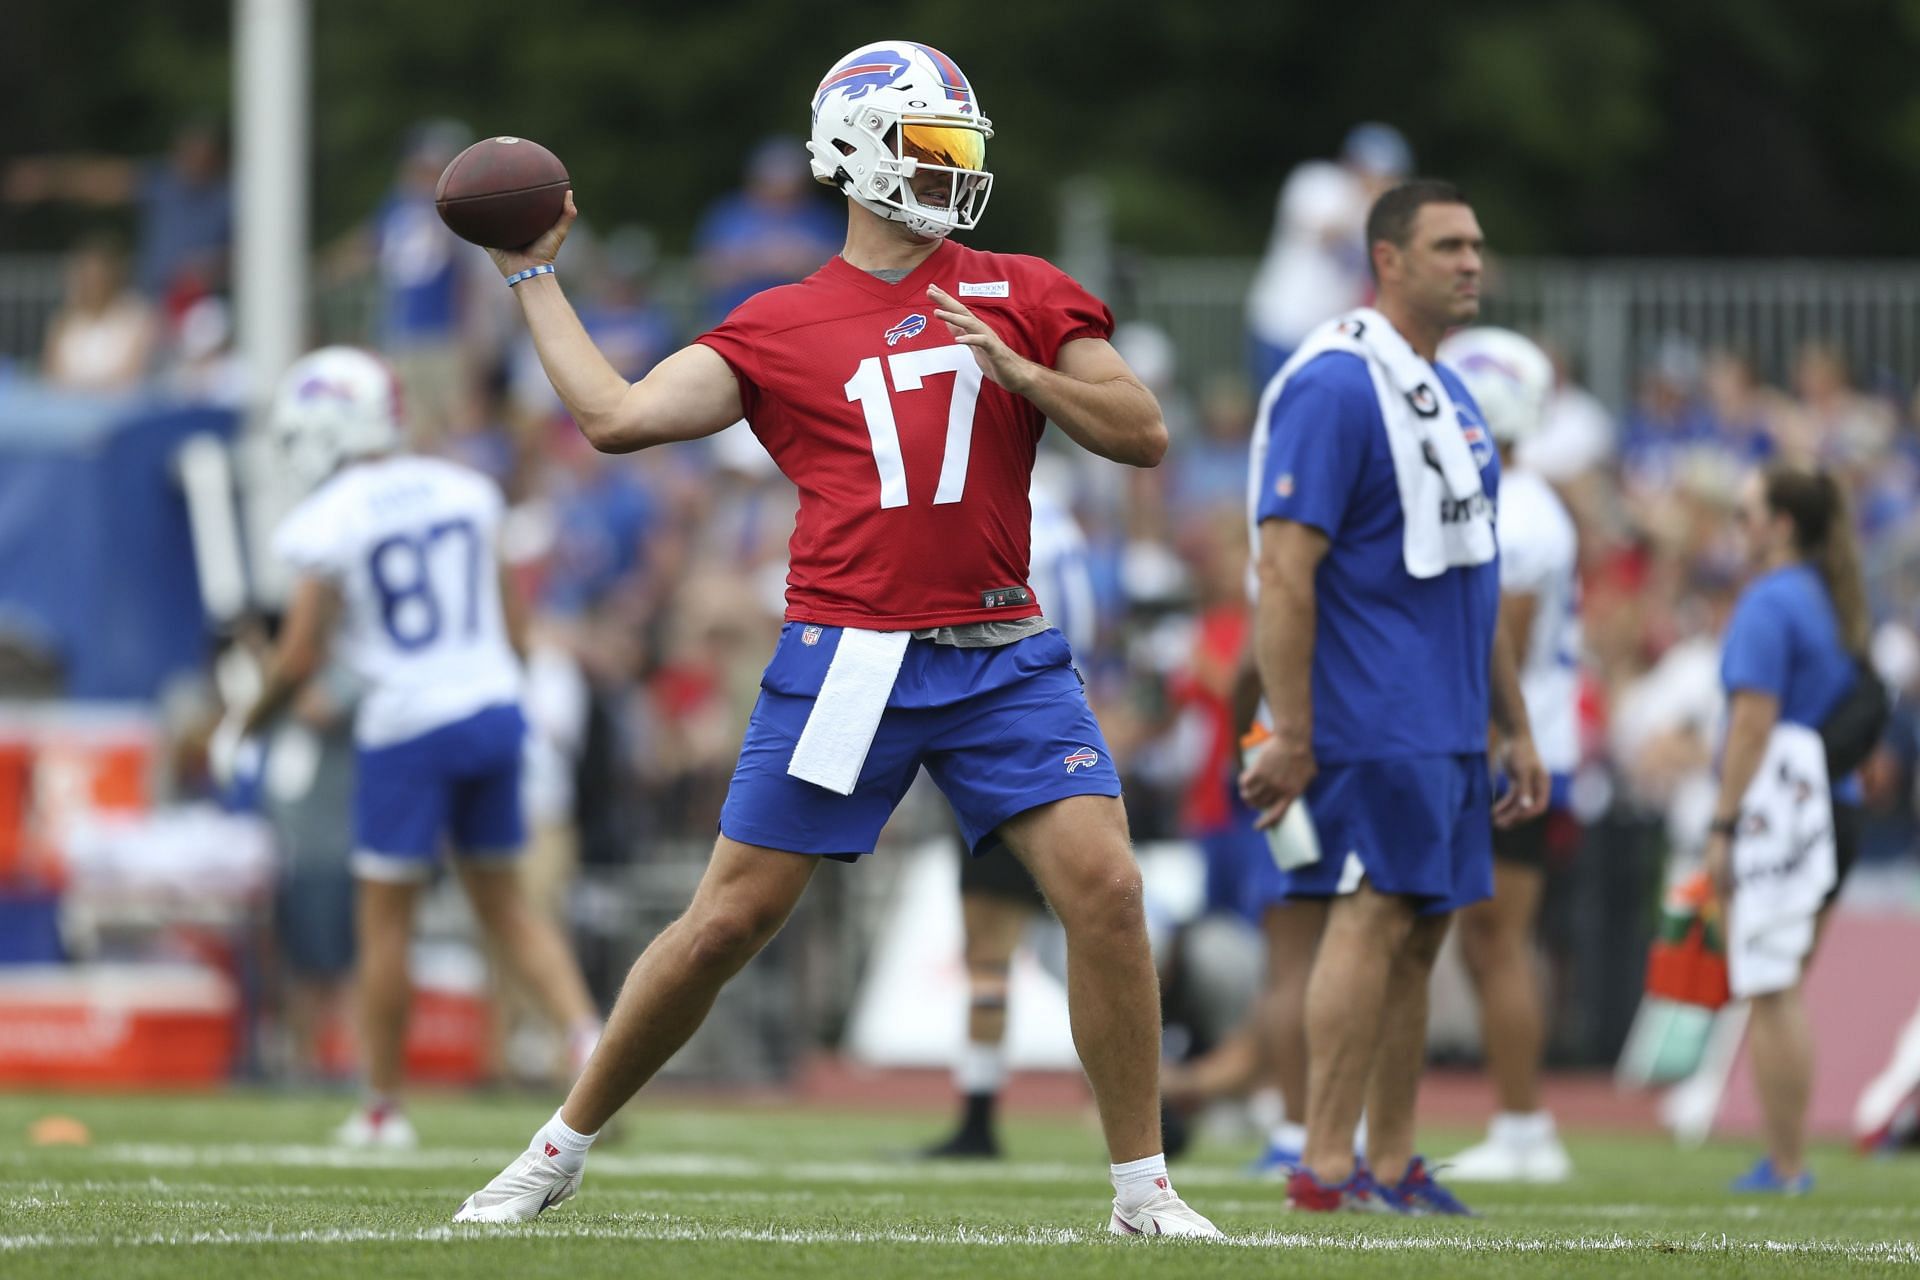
[1253,350,1501,765]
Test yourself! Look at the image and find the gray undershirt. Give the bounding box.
[861,265,1043,648]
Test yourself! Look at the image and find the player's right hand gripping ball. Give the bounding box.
[434,136,569,249]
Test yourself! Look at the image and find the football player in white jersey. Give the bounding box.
[1434,327,1580,1182]
[227,346,602,1147]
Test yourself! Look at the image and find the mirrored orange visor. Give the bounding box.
[901,121,986,172]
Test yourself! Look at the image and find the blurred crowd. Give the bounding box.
[7,119,1920,1079]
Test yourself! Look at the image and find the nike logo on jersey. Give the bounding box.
[884,313,927,346]
[957,280,1009,298]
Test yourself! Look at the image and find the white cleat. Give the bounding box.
[1443,1134,1573,1183]
[334,1108,418,1150]
[1109,1188,1225,1238]
[453,1147,581,1223]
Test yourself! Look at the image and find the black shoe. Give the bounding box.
[921,1127,1002,1159]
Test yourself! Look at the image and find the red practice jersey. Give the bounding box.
[698,238,1113,629]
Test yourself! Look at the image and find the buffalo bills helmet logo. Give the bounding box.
[1405,383,1440,418]
[812,52,911,119]
[1063,747,1100,774]
[884,313,927,346]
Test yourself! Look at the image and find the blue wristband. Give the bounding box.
[506,264,555,288]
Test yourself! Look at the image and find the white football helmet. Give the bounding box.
[269,345,403,489]
[1437,327,1555,447]
[807,40,993,239]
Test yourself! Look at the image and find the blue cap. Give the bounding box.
[1341,123,1413,178]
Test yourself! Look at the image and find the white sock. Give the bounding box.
[1490,1110,1554,1146]
[535,1108,598,1177]
[1110,1153,1171,1211]
[954,1041,1007,1096]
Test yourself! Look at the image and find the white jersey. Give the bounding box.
[1029,481,1096,660]
[1497,468,1581,775]
[272,455,522,748]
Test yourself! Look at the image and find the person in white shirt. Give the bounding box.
[1244,124,1412,391]
[225,346,601,1147]
[1434,327,1581,1182]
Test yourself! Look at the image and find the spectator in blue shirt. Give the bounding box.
[692,136,842,322]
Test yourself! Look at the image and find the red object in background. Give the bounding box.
[1644,872,1731,1010]
[0,967,235,1087]
[0,711,154,888]
[313,985,495,1086]
[1169,604,1250,834]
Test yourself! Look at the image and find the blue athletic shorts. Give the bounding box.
[1194,785,1290,923]
[720,623,1121,859]
[352,702,527,880]
[1278,752,1493,916]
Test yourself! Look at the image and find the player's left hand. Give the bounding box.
[928,285,1038,394]
[1492,733,1549,828]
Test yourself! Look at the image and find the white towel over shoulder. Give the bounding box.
[786,628,910,796]
[1726,720,1836,999]
[1258,308,1496,579]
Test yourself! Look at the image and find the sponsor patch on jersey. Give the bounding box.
[1405,383,1440,418]
[884,313,927,346]
[1063,747,1100,774]
[1275,473,1295,499]
[957,280,1009,298]
[980,585,1032,609]
[801,624,824,646]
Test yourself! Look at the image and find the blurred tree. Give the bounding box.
[5,0,1920,259]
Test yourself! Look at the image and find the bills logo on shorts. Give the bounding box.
[1461,423,1493,468]
[802,625,824,646]
[884,313,927,346]
[1063,747,1100,774]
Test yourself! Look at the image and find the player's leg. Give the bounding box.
[1360,910,1451,1186]
[1747,980,1813,1180]
[340,872,422,1147]
[1250,898,1325,1163]
[925,852,1036,1157]
[999,794,1160,1163]
[563,835,819,1132]
[446,728,602,1074]
[1297,880,1414,1185]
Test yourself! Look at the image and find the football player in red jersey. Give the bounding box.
[455,41,1220,1238]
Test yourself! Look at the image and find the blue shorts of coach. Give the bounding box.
[720,624,1121,859]
[1276,752,1494,917]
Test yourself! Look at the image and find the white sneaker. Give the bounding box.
[1444,1134,1573,1183]
[334,1107,418,1150]
[453,1147,581,1223]
[1109,1188,1224,1238]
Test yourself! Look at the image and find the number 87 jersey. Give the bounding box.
[698,238,1112,630]
[271,454,523,748]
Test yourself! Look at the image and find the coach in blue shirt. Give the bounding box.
[1240,180,1546,1214]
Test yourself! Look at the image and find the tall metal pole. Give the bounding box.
[234,0,309,414]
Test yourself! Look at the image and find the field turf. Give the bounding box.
[2,1091,1916,1277]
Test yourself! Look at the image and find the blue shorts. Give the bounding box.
[352,703,526,881]
[1195,787,1290,924]
[1278,752,1493,916]
[720,624,1120,858]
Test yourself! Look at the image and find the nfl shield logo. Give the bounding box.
[802,625,823,647]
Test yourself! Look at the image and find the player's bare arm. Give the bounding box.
[927,286,1167,467]
[493,194,743,454]
[1488,599,1548,827]
[1240,518,1325,828]
[239,576,340,738]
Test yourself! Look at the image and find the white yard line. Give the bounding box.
[0,1218,1915,1263]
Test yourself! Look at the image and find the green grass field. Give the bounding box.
[2,1091,1915,1278]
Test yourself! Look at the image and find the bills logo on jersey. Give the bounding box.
[1461,422,1494,468]
[1063,747,1100,774]
[812,54,910,117]
[802,625,823,646]
[884,313,927,346]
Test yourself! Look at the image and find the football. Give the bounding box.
[434,136,570,250]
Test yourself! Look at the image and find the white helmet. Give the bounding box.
[1437,327,1555,447]
[269,345,403,489]
[807,40,993,239]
